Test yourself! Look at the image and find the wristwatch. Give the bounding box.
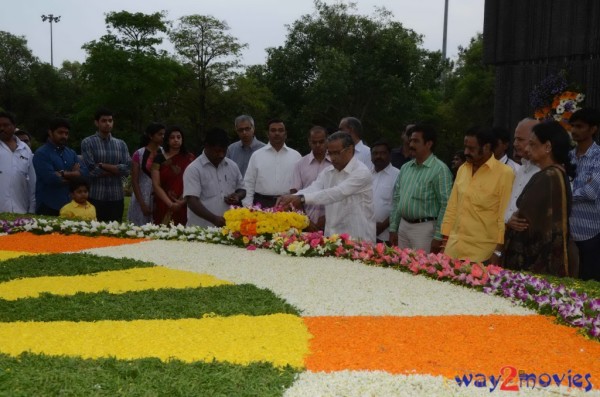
[493,250,503,257]
[299,195,305,204]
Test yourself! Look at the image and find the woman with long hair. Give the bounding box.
[503,121,576,276]
[151,126,195,225]
[127,122,165,225]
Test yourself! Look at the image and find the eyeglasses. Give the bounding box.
[327,147,350,157]
[236,126,253,133]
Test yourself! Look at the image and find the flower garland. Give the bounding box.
[530,70,585,130]
[2,217,599,341]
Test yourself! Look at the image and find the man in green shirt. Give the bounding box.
[389,125,453,253]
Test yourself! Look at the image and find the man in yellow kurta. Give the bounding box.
[441,128,514,263]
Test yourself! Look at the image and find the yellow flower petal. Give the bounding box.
[0,314,310,368]
[0,250,37,261]
[0,267,232,300]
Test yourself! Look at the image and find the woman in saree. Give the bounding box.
[503,121,576,276]
[151,126,195,225]
[127,123,164,225]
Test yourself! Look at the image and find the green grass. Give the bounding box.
[0,353,299,397]
[0,212,54,222]
[1,196,129,222]
[0,285,300,322]
[0,254,154,283]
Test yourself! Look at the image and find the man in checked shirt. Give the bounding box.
[81,108,131,222]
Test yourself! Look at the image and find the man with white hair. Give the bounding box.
[226,114,265,177]
[503,118,541,232]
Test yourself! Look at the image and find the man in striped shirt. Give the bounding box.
[569,108,600,281]
[389,125,453,252]
[81,108,131,222]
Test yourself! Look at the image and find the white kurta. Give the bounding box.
[372,163,400,241]
[503,159,540,223]
[242,143,301,207]
[299,156,376,242]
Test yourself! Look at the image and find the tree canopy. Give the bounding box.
[0,6,493,159]
[262,1,446,146]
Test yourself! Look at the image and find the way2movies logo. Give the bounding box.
[454,366,593,392]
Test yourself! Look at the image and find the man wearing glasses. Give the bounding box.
[277,131,376,242]
[226,114,265,177]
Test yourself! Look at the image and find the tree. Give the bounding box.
[103,11,168,54]
[262,1,445,145]
[435,33,495,159]
[80,11,181,147]
[0,31,80,145]
[0,31,37,112]
[169,15,247,138]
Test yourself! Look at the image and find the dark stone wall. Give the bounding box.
[483,0,600,134]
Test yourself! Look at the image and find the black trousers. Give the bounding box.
[576,232,600,281]
[253,193,279,209]
[36,203,60,217]
[90,199,124,223]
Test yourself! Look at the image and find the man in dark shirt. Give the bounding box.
[33,118,87,216]
[390,123,414,169]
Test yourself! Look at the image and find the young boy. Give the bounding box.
[59,177,97,221]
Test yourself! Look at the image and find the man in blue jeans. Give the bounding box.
[569,108,600,281]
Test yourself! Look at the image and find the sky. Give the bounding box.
[2,0,485,67]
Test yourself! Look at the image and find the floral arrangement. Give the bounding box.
[485,271,600,338]
[2,216,599,341]
[530,70,585,130]
[222,206,309,237]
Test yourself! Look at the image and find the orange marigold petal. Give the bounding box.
[0,232,145,253]
[303,315,600,385]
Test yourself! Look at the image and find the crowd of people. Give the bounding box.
[0,106,599,281]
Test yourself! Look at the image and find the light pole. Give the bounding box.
[41,14,61,67]
[442,0,449,60]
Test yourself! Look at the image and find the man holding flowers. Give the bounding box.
[183,128,245,228]
[277,131,376,242]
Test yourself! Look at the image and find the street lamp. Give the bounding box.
[41,14,61,67]
[442,0,449,60]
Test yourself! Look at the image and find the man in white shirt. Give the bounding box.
[290,126,332,231]
[0,111,36,214]
[503,118,540,231]
[277,131,376,242]
[493,127,521,174]
[183,128,245,227]
[371,140,400,244]
[339,116,371,168]
[242,119,301,208]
